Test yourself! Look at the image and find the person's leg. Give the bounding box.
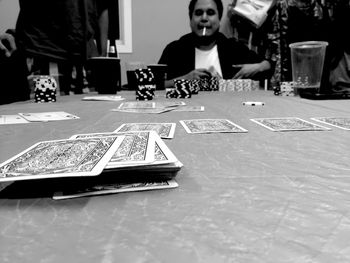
[74,63,84,94]
[58,62,73,95]
[0,50,30,104]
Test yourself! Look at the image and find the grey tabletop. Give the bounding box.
[0,90,350,263]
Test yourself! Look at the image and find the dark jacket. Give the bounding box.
[158,32,263,80]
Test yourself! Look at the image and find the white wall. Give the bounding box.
[0,0,19,33]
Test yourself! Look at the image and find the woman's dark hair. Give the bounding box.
[188,0,223,20]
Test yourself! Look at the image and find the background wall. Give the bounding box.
[0,0,230,85]
[0,0,19,33]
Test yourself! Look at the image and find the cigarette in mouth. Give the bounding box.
[202,27,206,36]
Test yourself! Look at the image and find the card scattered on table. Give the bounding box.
[112,101,187,114]
[310,117,350,130]
[82,95,125,101]
[18,111,80,122]
[0,115,30,125]
[114,123,176,139]
[117,101,155,110]
[250,117,331,132]
[172,106,205,112]
[0,136,125,182]
[180,119,248,134]
[111,108,174,114]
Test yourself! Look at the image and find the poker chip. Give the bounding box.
[189,79,200,94]
[136,84,155,100]
[134,69,156,100]
[33,75,57,103]
[199,77,219,91]
[166,88,177,99]
[279,81,295,96]
[134,68,155,84]
[173,79,192,98]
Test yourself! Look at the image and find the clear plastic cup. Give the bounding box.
[289,41,328,94]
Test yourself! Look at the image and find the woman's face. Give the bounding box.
[190,0,221,38]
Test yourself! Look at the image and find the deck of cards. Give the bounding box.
[0,127,182,200]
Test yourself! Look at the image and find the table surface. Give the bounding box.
[1,90,350,263]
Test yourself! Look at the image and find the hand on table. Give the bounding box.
[183,68,212,80]
[232,60,271,79]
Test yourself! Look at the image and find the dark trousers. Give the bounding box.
[0,51,30,105]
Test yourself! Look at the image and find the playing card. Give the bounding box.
[180,119,248,134]
[250,117,331,132]
[152,134,178,165]
[0,115,30,125]
[117,101,155,110]
[310,117,350,131]
[172,106,205,112]
[18,111,80,122]
[0,136,125,182]
[114,123,176,139]
[111,108,173,114]
[82,95,125,101]
[154,101,186,108]
[70,131,157,169]
[52,179,178,200]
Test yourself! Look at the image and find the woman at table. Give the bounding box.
[158,0,272,88]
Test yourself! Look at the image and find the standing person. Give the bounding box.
[0,30,30,104]
[158,0,272,88]
[15,0,109,94]
[223,0,334,90]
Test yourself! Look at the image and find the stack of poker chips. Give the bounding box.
[189,79,200,94]
[166,79,192,99]
[199,77,219,91]
[135,68,156,100]
[165,88,177,98]
[33,75,57,103]
[279,81,295,96]
[273,81,295,96]
[218,79,259,92]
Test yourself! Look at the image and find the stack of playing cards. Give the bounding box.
[0,126,182,200]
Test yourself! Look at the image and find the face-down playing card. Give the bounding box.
[180,119,248,134]
[0,136,125,182]
[18,111,80,122]
[70,131,158,169]
[310,117,350,131]
[114,123,176,139]
[250,117,331,132]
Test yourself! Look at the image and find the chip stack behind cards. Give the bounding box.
[199,77,219,91]
[33,75,57,102]
[135,68,156,100]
